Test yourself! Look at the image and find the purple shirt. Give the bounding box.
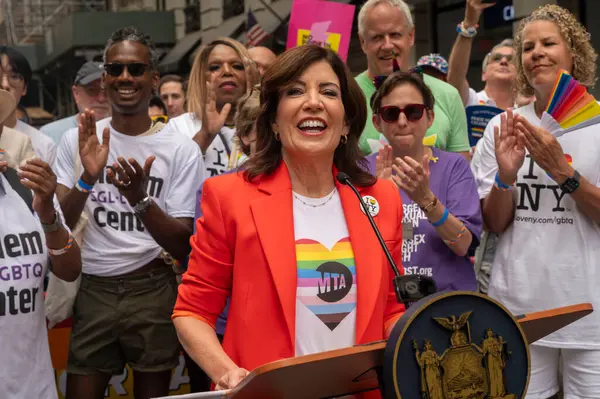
[366,147,482,292]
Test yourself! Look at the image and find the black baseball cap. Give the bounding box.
[74,61,104,86]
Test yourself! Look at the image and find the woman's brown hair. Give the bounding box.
[370,71,435,114]
[234,87,260,156]
[243,45,375,187]
[187,37,259,118]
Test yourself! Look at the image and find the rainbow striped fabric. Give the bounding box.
[296,237,357,331]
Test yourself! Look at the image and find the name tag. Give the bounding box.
[402,223,413,241]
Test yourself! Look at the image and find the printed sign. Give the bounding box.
[286,0,355,61]
[466,105,503,147]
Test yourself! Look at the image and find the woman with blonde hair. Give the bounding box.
[471,5,600,397]
[169,37,259,177]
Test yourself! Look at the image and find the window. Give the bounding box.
[223,0,244,20]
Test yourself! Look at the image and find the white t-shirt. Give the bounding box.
[293,189,357,356]
[15,120,56,166]
[467,88,496,107]
[0,173,60,399]
[168,112,236,177]
[471,102,600,348]
[55,118,205,276]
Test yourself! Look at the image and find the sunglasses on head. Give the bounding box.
[104,62,150,77]
[490,52,514,64]
[378,104,427,123]
[373,66,424,90]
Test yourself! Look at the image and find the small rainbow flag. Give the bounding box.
[545,70,600,130]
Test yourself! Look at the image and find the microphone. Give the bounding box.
[336,172,436,306]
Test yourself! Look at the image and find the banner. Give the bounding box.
[286,0,355,61]
[465,105,503,147]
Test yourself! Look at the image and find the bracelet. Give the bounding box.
[431,207,449,227]
[47,233,74,256]
[76,177,95,193]
[444,224,468,246]
[456,21,478,38]
[494,172,515,192]
[420,197,438,214]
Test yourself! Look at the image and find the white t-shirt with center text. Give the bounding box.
[168,112,236,177]
[0,174,60,399]
[55,118,205,276]
[293,189,357,356]
[471,102,600,348]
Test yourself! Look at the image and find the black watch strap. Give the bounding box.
[559,170,581,194]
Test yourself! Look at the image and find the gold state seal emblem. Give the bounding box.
[413,311,516,399]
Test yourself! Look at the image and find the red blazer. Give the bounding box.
[174,162,405,387]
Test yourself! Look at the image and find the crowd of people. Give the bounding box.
[0,0,599,398]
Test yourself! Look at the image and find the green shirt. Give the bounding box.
[355,71,470,156]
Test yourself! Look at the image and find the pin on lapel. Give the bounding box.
[360,195,380,217]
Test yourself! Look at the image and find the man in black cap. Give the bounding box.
[41,61,109,144]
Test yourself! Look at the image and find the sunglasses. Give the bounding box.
[151,115,169,124]
[104,62,150,77]
[379,104,427,123]
[373,66,424,90]
[490,53,514,64]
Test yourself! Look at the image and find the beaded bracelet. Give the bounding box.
[444,224,468,246]
[48,233,74,256]
[76,177,94,193]
[456,21,478,38]
[494,172,515,192]
[431,207,449,227]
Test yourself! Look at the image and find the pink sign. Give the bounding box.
[286,0,356,62]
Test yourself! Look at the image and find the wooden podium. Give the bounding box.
[157,303,591,399]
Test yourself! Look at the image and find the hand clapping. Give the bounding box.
[106,156,155,206]
[391,152,435,208]
[18,158,57,221]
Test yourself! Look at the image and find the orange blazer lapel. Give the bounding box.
[250,163,297,349]
[336,180,383,344]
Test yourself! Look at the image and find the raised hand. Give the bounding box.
[391,153,435,208]
[106,155,155,206]
[465,0,496,26]
[201,79,232,136]
[18,158,57,222]
[78,109,110,183]
[516,117,571,182]
[375,145,393,180]
[494,109,525,184]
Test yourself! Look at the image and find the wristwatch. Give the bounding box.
[559,170,581,194]
[40,211,62,233]
[133,195,152,214]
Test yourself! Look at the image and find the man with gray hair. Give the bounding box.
[355,0,471,158]
[41,61,110,145]
[447,0,521,110]
[54,27,204,398]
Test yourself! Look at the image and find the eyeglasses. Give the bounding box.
[104,62,150,77]
[379,104,427,123]
[0,71,24,87]
[80,84,103,97]
[373,66,424,90]
[151,115,168,124]
[490,53,514,64]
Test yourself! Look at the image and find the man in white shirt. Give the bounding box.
[0,47,56,165]
[54,27,204,399]
[40,61,110,145]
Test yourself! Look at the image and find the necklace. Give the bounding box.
[293,188,336,208]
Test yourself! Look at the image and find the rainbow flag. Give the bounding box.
[296,238,356,331]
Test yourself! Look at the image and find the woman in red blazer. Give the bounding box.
[173,45,405,393]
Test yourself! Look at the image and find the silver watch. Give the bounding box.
[133,195,152,214]
[41,212,62,233]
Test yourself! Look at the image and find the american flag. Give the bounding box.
[247,10,268,47]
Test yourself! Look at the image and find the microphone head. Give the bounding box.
[336,172,351,185]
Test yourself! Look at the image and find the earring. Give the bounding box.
[274,132,280,141]
[340,135,348,145]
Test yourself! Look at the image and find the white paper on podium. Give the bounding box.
[540,112,600,138]
[152,390,231,399]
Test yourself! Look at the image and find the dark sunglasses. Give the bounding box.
[379,104,427,123]
[104,62,150,77]
[373,66,424,90]
[490,52,514,64]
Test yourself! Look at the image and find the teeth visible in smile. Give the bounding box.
[118,89,136,94]
[298,120,326,128]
